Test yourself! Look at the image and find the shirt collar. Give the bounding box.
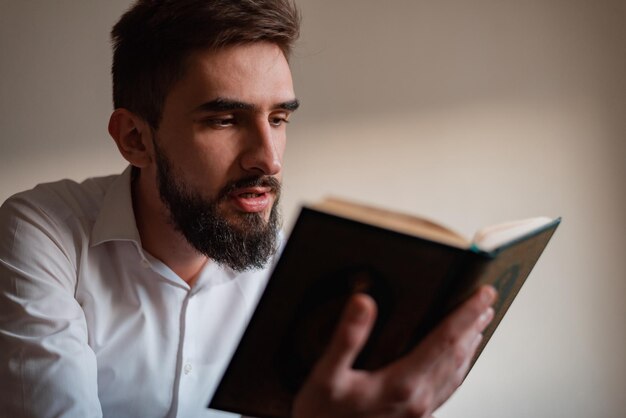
[90,165,142,247]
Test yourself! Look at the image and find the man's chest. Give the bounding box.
[74,241,265,417]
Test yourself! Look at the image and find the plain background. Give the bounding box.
[1,1,625,417]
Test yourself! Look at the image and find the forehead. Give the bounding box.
[168,42,295,111]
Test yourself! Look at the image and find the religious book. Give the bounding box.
[209,197,561,418]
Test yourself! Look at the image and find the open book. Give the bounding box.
[313,197,556,252]
[209,197,561,418]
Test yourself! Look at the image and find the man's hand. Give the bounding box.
[292,285,497,418]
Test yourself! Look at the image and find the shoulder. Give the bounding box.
[1,174,119,226]
[0,173,122,269]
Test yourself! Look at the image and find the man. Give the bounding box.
[0,1,496,417]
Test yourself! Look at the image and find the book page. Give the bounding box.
[472,217,555,252]
[311,197,470,248]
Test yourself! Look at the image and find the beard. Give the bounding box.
[153,141,281,272]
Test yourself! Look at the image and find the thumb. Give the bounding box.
[313,293,377,383]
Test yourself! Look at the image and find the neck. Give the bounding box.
[132,170,208,285]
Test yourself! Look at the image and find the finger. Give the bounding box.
[390,286,496,378]
[474,306,495,334]
[449,285,498,335]
[431,330,485,409]
[407,285,496,369]
[456,331,484,379]
[312,293,377,385]
[420,301,495,410]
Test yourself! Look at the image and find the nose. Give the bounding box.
[240,119,282,175]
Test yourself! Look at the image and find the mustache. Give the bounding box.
[218,175,282,200]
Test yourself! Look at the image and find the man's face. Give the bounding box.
[150,42,297,270]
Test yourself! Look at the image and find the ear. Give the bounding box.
[108,108,153,168]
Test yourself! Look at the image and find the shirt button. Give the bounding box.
[141,259,150,269]
[184,363,192,375]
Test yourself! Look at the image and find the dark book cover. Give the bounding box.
[209,208,560,418]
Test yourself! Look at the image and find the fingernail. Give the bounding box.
[478,307,495,327]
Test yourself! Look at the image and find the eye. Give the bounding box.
[203,117,236,129]
[269,114,290,127]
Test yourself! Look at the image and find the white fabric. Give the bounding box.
[0,166,272,418]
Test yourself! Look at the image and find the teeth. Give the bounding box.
[240,193,261,198]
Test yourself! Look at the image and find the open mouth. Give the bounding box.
[229,187,273,213]
[239,192,264,198]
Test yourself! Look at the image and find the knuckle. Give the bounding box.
[453,344,468,368]
[386,378,416,403]
[438,330,460,354]
[343,383,370,407]
[436,326,469,367]
[318,378,336,397]
[310,369,336,396]
[406,389,433,418]
[439,322,460,344]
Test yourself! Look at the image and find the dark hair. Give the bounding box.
[111,0,300,129]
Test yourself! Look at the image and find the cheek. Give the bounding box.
[274,134,288,163]
[186,142,240,185]
[278,136,288,157]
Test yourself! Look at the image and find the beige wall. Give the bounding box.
[1,1,625,417]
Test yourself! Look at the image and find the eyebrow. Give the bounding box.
[279,99,300,111]
[192,97,300,113]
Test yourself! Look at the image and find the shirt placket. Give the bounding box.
[176,289,198,417]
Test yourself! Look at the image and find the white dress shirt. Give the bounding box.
[0,166,272,418]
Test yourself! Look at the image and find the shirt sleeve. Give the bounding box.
[0,195,103,417]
